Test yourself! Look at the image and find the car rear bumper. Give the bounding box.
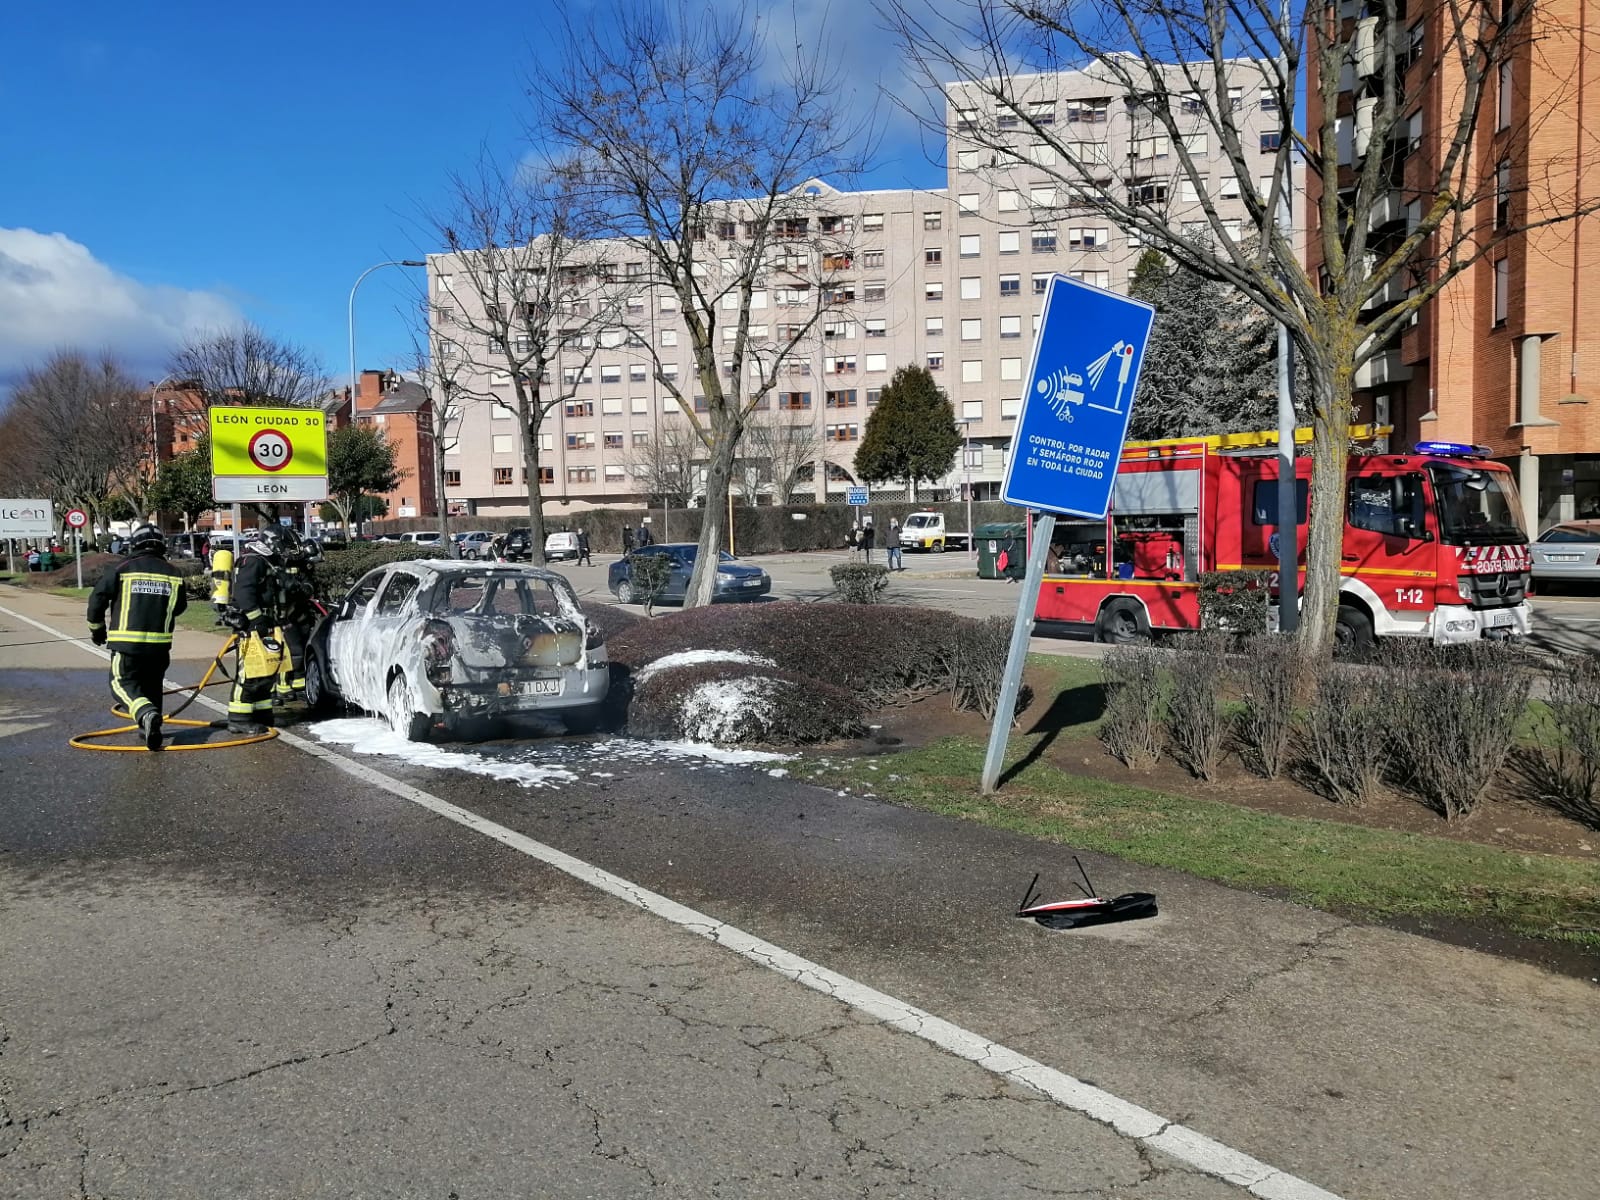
[436,667,609,716]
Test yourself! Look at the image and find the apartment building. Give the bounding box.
[1313,2,1600,529]
[428,62,1280,518]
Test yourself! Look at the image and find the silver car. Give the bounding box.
[305,561,609,740]
[1531,520,1600,589]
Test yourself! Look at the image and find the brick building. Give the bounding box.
[354,369,436,520]
[1315,1,1600,529]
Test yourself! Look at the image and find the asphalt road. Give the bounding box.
[3,585,1598,1200]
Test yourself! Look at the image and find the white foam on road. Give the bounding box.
[308,718,580,789]
[2,599,1345,1200]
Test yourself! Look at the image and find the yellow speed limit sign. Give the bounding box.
[210,406,329,502]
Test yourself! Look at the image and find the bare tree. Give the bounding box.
[537,0,872,606]
[742,406,825,505]
[886,0,1598,653]
[1,351,148,540]
[427,162,615,558]
[625,417,703,509]
[168,323,330,407]
[406,311,474,546]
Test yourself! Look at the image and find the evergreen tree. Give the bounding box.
[1127,251,1297,440]
[148,441,217,527]
[854,365,962,500]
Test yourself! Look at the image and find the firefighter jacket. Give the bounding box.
[87,553,188,654]
[233,551,284,637]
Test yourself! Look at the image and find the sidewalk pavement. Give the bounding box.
[0,583,230,663]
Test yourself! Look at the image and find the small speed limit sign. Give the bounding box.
[247,429,294,472]
[64,508,88,529]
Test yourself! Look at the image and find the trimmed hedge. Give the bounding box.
[312,543,436,602]
[628,661,865,744]
[830,562,890,603]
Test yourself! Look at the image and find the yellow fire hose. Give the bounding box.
[70,634,281,752]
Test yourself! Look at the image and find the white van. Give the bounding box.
[544,532,580,562]
[399,531,443,547]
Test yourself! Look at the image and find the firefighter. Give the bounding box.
[227,528,290,734]
[273,533,321,703]
[86,523,187,751]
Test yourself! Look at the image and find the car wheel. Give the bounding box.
[386,673,433,743]
[560,704,605,735]
[304,649,338,715]
[933,539,946,553]
[466,548,479,560]
[1334,605,1375,657]
[615,579,636,605]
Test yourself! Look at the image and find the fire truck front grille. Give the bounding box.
[1463,571,1529,608]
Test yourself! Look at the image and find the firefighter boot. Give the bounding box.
[139,709,163,752]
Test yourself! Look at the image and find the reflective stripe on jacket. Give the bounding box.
[86,555,188,651]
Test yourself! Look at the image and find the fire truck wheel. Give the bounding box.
[1096,600,1149,645]
[1334,604,1375,655]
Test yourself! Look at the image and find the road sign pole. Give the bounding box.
[981,512,1055,794]
[74,529,82,589]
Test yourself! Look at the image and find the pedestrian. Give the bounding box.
[26,545,40,572]
[86,524,187,751]
[576,527,593,566]
[862,519,876,564]
[886,519,903,571]
[636,524,653,549]
[622,525,633,555]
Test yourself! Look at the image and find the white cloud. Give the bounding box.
[0,228,240,390]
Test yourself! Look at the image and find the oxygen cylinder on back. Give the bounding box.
[211,547,234,609]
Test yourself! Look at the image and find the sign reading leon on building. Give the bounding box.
[209,406,329,503]
[0,500,55,540]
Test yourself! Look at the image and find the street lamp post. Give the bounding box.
[961,418,977,560]
[348,259,426,411]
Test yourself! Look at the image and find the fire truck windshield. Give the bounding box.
[1429,465,1528,545]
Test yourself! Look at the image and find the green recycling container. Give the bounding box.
[975,522,1028,580]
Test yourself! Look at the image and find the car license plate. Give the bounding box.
[1486,610,1514,628]
[742,578,761,587]
[528,678,561,696]
[1544,553,1582,562]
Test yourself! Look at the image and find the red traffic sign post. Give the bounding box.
[64,508,88,529]
[64,508,87,588]
[247,428,294,472]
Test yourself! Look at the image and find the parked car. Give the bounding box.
[165,532,205,559]
[398,530,443,546]
[1531,520,1600,589]
[502,527,535,562]
[607,543,771,605]
[544,531,580,562]
[304,561,609,740]
[457,531,496,559]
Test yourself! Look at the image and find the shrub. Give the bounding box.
[1198,569,1272,640]
[584,600,643,643]
[1166,632,1231,780]
[830,562,890,604]
[1099,645,1165,769]
[940,615,1032,720]
[628,660,865,744]
[1235,634,1304,780]
[1531,653,1600,828]
[1295,663,1389,807]
[314,543,434,602]
[1385,641,1536,820]
[627,553,674,615]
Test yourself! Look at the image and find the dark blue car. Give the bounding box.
[607,543,771,605]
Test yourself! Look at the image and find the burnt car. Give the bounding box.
[304,561,608,740]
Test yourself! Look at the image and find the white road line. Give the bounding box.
[1,600,1343,1200]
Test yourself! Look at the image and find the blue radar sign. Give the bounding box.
[1000,274,1156,518]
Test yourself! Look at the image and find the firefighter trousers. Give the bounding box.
[109,649,169,726]
[230,632,286,726]
[274,619,310,700]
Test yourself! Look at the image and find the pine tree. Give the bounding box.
[854,365,961,500]
[1127,252,1296,440]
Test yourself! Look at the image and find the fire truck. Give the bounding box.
[1032,426,1533,650]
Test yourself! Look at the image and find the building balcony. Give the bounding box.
[1354,348,1412,389]
[1360,275,1406,313]
[1367,190,1407,233]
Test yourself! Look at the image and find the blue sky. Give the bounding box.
[0,1,945,397]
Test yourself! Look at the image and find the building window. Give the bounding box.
[1179,179,1200,202]
[567,466,596,483]
[960,276,981,300]
[926,281,944,302]
[1029,141,1058,167]
[957,148,984,170]
[603,432,624,449]
[827,388,857,407]
[866,388,882,405]
[926,247,943,265]
[864,319,886,338]
[566,432,595,450]
[865,353,888,371]
[1129,182,1169,205]
[959,233,981,257]
[924,210,942,230]
[631,395,648,414]
[958,192,980,214]
[1220,176,1242,200]
[633,431,649,445]
[1069,227,1108,249]
[444,469,461,487]
[1027,100,1055,126]
[826,355,857,374]
[1072,270,1111,289]
[603,395,623,415]
[1000,315,1022,339]
[1031,225,1058,252]
[999,273,1021,296]
[1000,357,1023,380]
[862,249,884,268]
[660,328,678,347]
[826,423,860,442]
[1498,58,1513,130]
[1130,136,1169,160]
[962,360,983,383]
[564,400,594,418]
[927,353,944,371]
[1067,97,1109,123]
[1259,131,1282,153]
[1258,88,1277,113]
[1030,186,1056,208]
[1033,273,1051,294]
[492,434,513,454]
[493,467,513,486]
[861,212,884,231]
[998,189,1020,212]
[1493,257,1509,327]
[1496,159,1511,228]
[779,391,812,410]
[538,467,554,485]
[863,281,886,302]
[962,400,984,420]
[600,364,621,384]
[997,230,1020,254]
[926,315,944,337]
